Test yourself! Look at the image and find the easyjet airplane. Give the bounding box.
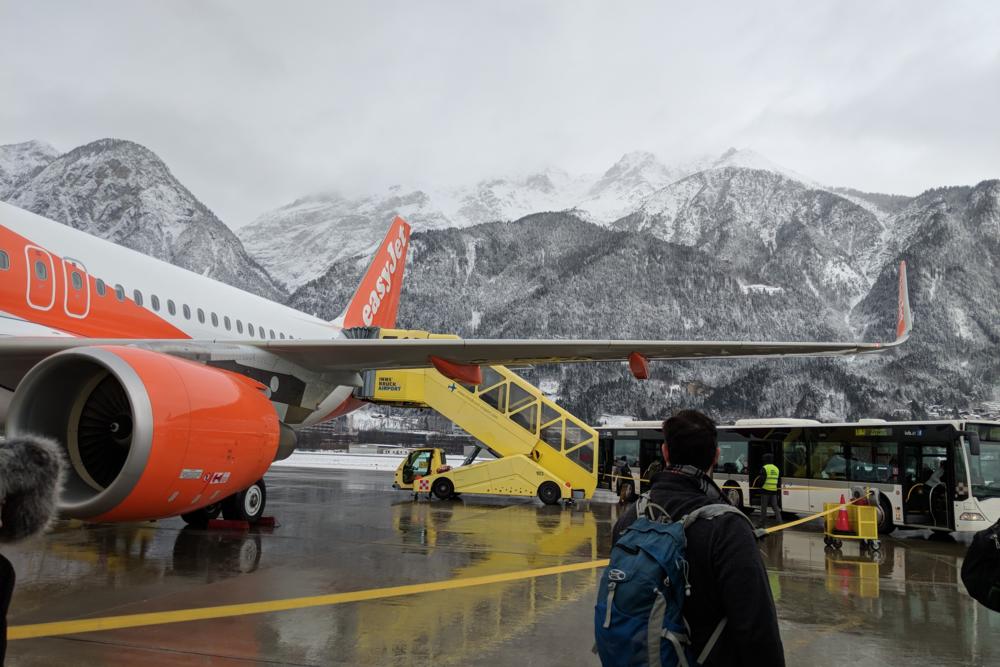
[0,200,912,525]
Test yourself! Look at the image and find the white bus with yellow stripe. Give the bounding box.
[598,419,1000,534]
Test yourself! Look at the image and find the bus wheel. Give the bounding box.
[538,481,561,505]
[432,478,455,500]
[876,495,895,534]
[724,485,743,511]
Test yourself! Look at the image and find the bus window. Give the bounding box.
[782,440,808,478]
[716,440,748,474]
[849,443,898,483]
[968,425,1000,501]
[812,442,846,480]
[614,438,640,469]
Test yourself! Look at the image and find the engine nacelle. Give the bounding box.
[7,346,279,522]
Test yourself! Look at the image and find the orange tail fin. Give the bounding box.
[339,216,411,328]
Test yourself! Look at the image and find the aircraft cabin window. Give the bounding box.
[34,261,48,281]
[168,300,176,315]
[211,312,219,327]
[0,250,9,270]
[133,290,144,306]
[114,284,125,301]
[183,304,191,319]
[258,326,265,339]
[236,320,243,334]
[151,295,160,311]
[96,279,106,296]
[269,329,275,339]
[71,272,84,290]
[279,332,285,339]
[197,308,205,324]
[247,321,254,337]
[224,316,231,331]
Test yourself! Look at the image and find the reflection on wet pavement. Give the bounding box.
[3,468,1000,666]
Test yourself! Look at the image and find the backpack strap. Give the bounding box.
[696,617,727,665]
[683,503,767,539]
[636,493,672,523]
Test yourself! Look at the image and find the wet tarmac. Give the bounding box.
[4,467,1000,666]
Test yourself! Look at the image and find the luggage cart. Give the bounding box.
[823,502,881,551]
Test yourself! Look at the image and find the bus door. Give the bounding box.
[902,443,954,529]
[637,438,664,493]
[747,436,782,509]
[598,436,615,489]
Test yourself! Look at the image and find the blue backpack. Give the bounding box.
[595,497,754,667]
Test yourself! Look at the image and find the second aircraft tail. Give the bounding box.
[338,216,412,329]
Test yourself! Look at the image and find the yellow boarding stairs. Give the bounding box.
[355,328,598,504]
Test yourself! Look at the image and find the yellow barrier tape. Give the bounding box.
[8,558,610,640]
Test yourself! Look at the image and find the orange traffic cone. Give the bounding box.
[834,494,851,533]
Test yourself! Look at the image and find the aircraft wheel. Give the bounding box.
[432,478,455,500]
[181,502,221,527]
[222,478,267,523]
[538,481,561,506]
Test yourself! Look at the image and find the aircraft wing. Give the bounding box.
[0,262,911,378]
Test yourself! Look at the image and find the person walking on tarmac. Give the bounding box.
[759,453,782,529]
[612,410,785,666]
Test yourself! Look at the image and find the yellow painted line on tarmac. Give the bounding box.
[9,558,610,641]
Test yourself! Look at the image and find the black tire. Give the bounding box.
[876,494,895,534]
[538,481,561,505]
[222,478,267,523]
[432,477,455,500]
[181,502,221,527]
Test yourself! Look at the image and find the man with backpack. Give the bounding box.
[598,410,784,666]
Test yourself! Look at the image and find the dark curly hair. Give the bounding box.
[662,410,717,471]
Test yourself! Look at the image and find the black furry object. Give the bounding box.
[0,436,66,543]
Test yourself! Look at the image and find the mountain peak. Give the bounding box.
[709,148,814,185]
[603,151,662,177]
[0,140,61,197]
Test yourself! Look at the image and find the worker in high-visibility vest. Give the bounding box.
[759,453,782,528]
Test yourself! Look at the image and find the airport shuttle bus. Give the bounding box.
[597,419,1000,534]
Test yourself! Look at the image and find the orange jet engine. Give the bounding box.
[7,346,279,522]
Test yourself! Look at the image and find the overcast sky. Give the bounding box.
[2,1,999,227]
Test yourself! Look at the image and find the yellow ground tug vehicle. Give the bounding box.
[356,328,598,504]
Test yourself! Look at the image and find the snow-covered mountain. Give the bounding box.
[3,138,284,300]
[240,147,832,290]
[615,167,884,310]
[572,151,689,223]
[238,187,455,289]
[0,140,59,198]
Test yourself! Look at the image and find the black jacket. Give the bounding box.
[612,469,785,667]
